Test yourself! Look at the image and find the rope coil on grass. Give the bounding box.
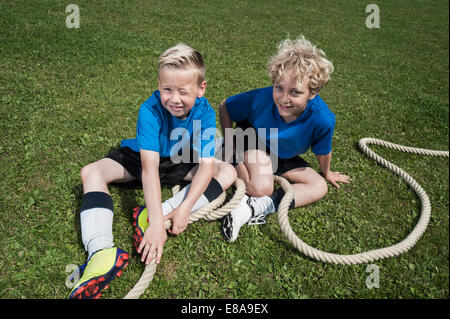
[125,138,448,297]
[124,178,246,299]
[276,138,449,265]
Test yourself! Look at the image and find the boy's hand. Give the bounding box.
[164,205,190,235]
[323,171,351,189]
[138,219,167,265]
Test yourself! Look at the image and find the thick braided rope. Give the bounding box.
[277,138,449,265]
[124,178,246,299]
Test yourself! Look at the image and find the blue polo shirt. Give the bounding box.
[226,86,335,159]
[121,90,216,159]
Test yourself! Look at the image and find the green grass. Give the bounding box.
[0,0,448,299]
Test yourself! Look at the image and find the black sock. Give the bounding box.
[269,188,295,210]
[203,178,224,202]
[80,191,114,213]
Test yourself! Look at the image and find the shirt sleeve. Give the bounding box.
[311,117,335,156]
[136,102,161,152]
[225,91,255,122]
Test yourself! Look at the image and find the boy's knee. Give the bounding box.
[315,176,328,199]
[214,162,237,190]
[247,178,273,197]
[80,163,102,184]
[80,165,91,182]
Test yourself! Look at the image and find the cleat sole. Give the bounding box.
[68,250,129,299]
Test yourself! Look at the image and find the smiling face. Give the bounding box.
[272,69,317,123]
[158,66,207,119]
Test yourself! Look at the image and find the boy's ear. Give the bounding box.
[197,80,207,98]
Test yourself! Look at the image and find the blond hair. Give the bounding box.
[267,36,334,95]
[157,43,206,85]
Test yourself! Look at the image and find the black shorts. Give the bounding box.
[105,147,197,188]
[231,120,310,176]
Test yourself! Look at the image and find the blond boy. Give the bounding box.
[69,43,236,298]
[219,36,350,242]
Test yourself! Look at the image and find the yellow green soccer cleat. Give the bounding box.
[132,206,149,252]
[68,247,129,299]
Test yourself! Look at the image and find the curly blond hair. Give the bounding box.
[267,36,334,95]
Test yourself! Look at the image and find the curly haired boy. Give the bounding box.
[219,36,350,242]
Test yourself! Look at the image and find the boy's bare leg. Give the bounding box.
[220,150,274,242]
[235,149,274,197]
[68,158,135,298]
[235,149,327,208]
[79,158,136,257]
[221,153,327,242]
[81,158,136,194]
[281,167,328,207]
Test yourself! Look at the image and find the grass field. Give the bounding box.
[0,0,448,299]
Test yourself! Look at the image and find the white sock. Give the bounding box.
[81,208,114,257]
[79,192,114,258]
[162,184,210,216]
